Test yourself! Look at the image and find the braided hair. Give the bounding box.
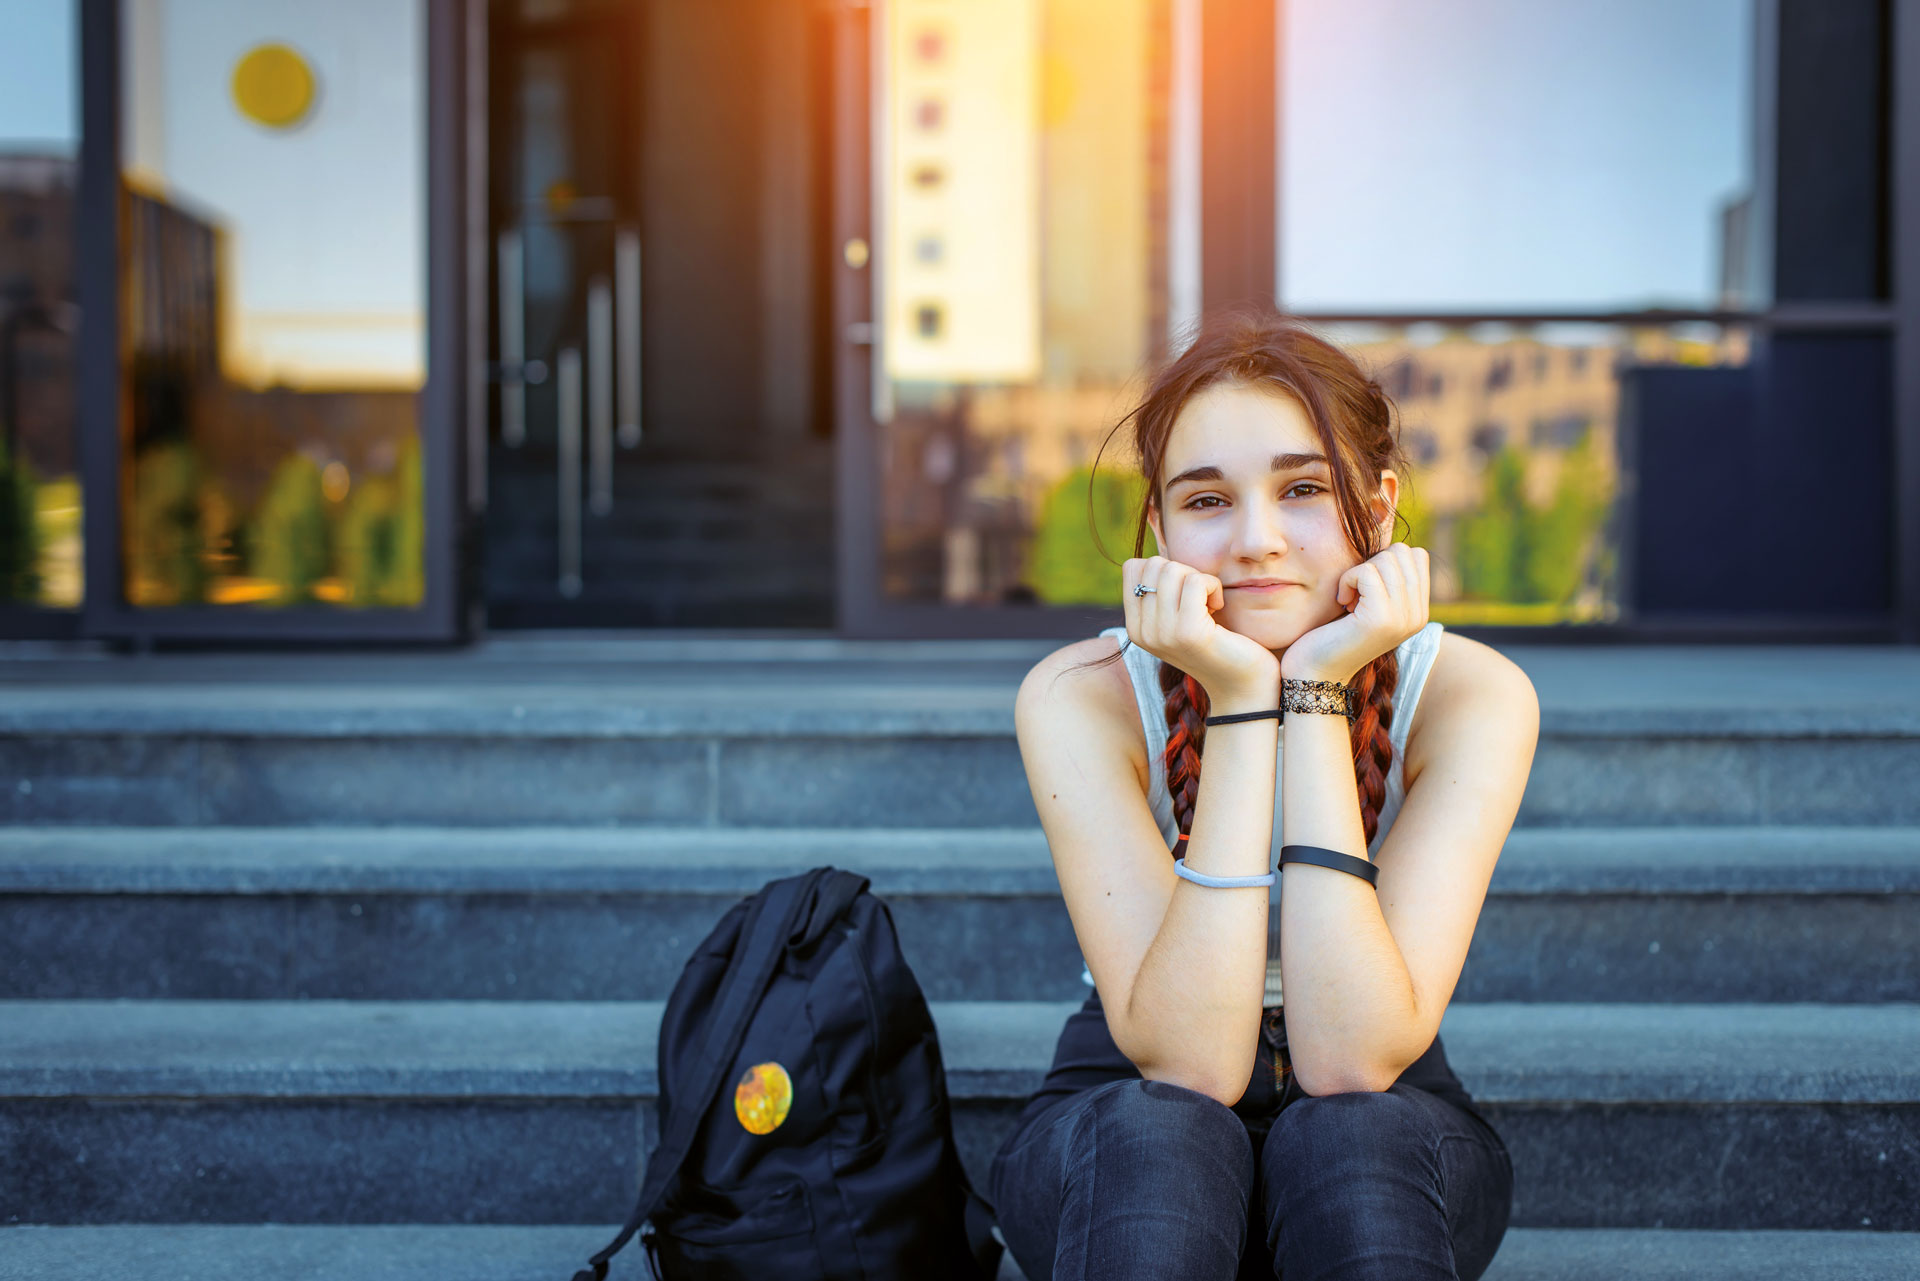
[1081,304,1415,850]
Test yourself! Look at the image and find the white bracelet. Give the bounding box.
[1173,856,1276,889]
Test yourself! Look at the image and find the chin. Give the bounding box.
[1220,609,1310,651]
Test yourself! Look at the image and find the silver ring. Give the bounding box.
[1133,583,1156,596]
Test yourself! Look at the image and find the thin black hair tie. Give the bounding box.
[1204,708,1283,726]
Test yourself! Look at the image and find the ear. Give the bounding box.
[1146,503,1165,556]
[1372,469,1400,537]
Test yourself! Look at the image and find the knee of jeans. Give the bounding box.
[1264,1084,1437,1179]
[1069,1078,1254,1186]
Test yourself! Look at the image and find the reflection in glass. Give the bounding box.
[120,0,425,609]
[880,0,1170,607]
[0,0,83,608]
[1328,322,1750,625]
[1281,0,1754,311]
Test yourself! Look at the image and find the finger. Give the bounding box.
[1177,569,1212,636]
[1391,542,1427,622]
[1122,558,1143,633]
[1199,571,1225,614]
[1414,546,1431,614]
[1346,562,1384,613]
[1140,558,1174,643]
[1373,549,1408,616]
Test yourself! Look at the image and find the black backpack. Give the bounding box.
[571,866,1002,1280]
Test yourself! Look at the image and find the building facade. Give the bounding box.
[0,0,1913,643]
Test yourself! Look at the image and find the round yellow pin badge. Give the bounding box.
[734,1062,793,1136]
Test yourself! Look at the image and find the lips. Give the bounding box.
[1226,580,1301,591]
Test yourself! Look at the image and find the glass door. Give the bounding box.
[835,0,1181,637]
[79,0,465,642]
[483,0,838,630]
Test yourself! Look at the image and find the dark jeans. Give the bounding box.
[988,999,1514,1281]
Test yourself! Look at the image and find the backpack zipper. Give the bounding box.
[837,922,892,1138]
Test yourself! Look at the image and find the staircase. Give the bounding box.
[483,435,836,629]
[2,637,1917,1278]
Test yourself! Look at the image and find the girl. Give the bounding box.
[991,307,1539,1280]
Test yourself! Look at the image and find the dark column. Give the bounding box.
[1897,0,1920,641]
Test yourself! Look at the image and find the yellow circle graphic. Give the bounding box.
[733,1061,794,1136]
[232,44,317,129]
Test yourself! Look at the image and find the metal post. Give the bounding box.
[557,345,583,597]
[616,226,642,447]
[587,274,613,515]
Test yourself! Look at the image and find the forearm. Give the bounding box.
[1120,688,1276,1102]
[1276,704,1423,1093]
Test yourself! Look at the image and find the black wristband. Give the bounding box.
[1204,708,1283,726]
[1278,843,1379,886]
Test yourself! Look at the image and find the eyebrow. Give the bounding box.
[1164,452,1329,491]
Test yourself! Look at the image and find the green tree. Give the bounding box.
[1393,473,1435,552]
[0,441,42,602]
[1456,447,1526,601]
[337,436,426,608]
[1028,465,1154,605]
[252,453,329,605]
[385,435,425,605]
[1456,433,1615,606]
[128,441,207,605]
[1521,428,1612,605]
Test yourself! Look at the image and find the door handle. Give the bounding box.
[557,345,583,598]
[587,275,613,516]
[616,226,642,447]
[497,229,527,447]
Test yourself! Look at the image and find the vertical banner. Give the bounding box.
[881,0,1042,383]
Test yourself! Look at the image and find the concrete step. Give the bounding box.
[3,999,1915,1230]
[2,685,1917,826]
[3,826,1915,1003]
[3,1225,1918,1281]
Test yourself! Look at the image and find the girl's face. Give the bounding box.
[1146,381,1397,652]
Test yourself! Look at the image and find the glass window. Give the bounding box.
[120,0,426,609]
[1281,0,1754,312]
[1325,320,1749,626]
[878,0,1175,606]
[0,0,83,609]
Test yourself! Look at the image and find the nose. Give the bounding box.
[1230,495,1290,561]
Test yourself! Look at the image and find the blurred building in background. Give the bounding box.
[0,0,1913,644]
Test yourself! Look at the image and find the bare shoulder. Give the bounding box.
[1015,634,1151,793]
[1403,631,1540,786]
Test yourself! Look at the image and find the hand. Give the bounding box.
[1280,542,1430,684]
[1122,556,1280,703]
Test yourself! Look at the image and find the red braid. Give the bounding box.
[1161,653,1399,850]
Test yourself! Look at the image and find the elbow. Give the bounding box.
[1116,1026,1251,1107]
[1295,1069,1394,1097]
[1137,1060,1251,1108]
[1290,1052,1397,1098]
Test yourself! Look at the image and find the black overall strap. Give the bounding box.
[571,867,835,1281]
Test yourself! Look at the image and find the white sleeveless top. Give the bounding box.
[1084,620,1446,1008]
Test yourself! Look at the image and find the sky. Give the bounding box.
[1282,0,1751,310]
[2,0,1752,316]
[0,0,78,152]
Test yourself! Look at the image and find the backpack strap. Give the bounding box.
[963,1187,1004,1277]
[571,866,841,1281]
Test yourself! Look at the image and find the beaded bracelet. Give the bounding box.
[1200,678,1358,726]
[1281,677,1357,722]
